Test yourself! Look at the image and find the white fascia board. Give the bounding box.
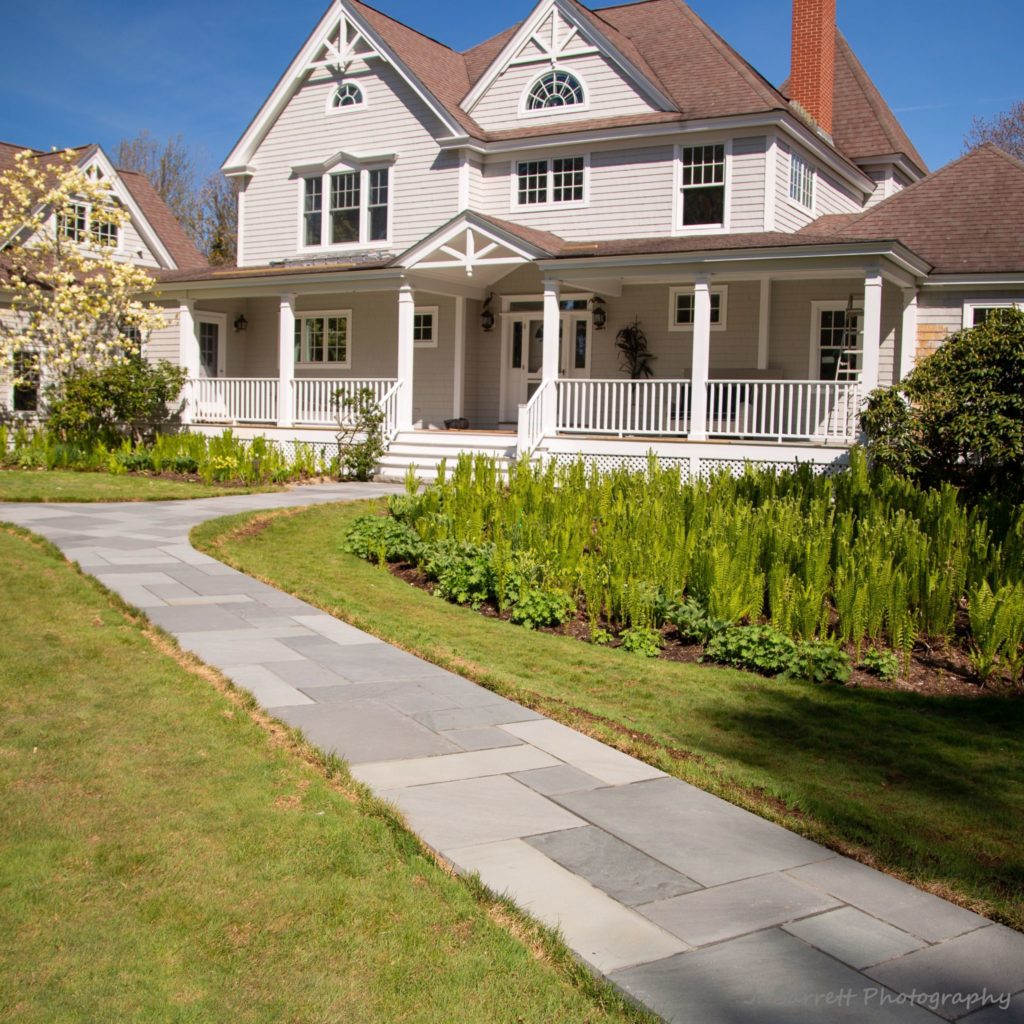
[461,0,675,114]
[538,240,930,276]
[855,152,927,182]
[82,147,178,270]
[152,267,407,301]
[222,0,462,172]
[921,273,1024,289]
[291,150,398,176]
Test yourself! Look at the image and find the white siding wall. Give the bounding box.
[730,136,767,233]
[120,218,161,268]
[242,62,459,265]
[775,139,862,231]
[144,303,182,364]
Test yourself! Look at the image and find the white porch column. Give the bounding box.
[688,274,712,440]
[757,277,771,370]
[541,277,560,435]
[860,269,883,395]
[397,283,415,430]
[177,299,197,425]
[899,288,918,381]
[452,296,466,419]
[277,292,295,428]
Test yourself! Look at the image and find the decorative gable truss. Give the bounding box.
[461,0,676,118]
[223,0,465,175]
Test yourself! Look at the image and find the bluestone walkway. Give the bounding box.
[3,483,1022,1024]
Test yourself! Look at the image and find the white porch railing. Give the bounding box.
[556,379,692,437]
[705,380,860,443]
[516,380,550,458]
[189,378,279,424]
[292,377,397,426]
[378,380,403,443]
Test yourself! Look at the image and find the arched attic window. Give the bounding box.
[525,70,584,110]
[331,82,364,108]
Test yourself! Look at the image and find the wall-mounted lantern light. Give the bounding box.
[233,314,248,333]
[480,293,495,332]
[590,295,607,331]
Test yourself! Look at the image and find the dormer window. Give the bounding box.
[679,145,726,229]
[789,152,815,209]
[525,70,584,110]
[331,82,364,108]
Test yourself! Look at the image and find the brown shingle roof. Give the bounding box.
[118,170,207,271]
[781,32,926,174]
[806,144,1024,274]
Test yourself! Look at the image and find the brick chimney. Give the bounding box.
[790,0,836,135]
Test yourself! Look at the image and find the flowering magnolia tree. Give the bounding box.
[0,148,166,406]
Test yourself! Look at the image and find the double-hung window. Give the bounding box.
[58,203,88,242]
[679,145,726,228]
[515,156,585,206]
[668,286,728,331]
[293,311,351,367]
[962,301,1023,328]
[302,166,390,247]
[789,152,815,209]
[58,202,119,247]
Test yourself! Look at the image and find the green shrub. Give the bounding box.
[509,587,575,630]
[343,515,424,566]
[45,359,186,447]
[784,640,852,685]
[426,542,495,609]
[968,581,1024,686]
[619,626,664,657]
[664,598,731,645]
[704,625,796,676]
[860,646,901,683]
[336,387,386,481]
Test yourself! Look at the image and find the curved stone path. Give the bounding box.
[3,483,1022,1023]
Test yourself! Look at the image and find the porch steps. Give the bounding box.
[377,430,518,483]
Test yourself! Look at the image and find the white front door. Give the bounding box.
[196,314,227,378]
[500,311,591,421]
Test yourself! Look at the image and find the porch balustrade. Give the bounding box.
[556,379,692,437]
[293,378,397,426]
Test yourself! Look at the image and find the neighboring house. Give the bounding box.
[149,0,1024,479]
[0,141,207,413]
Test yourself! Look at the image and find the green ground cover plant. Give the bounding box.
[354,451,1024,689]
[0,525,647,1023]
[191,500,1024,930]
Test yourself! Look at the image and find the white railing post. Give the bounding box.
[178,301,197,425]
[277,293,295,428]
[397,284,415,431]
[689,275,712,441]
[541,278,560,436]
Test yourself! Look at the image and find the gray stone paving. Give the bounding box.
[2,482,1021,1023]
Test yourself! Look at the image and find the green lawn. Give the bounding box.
[0,524,646,1024]
[193,499,1024,932]
[0,469,281,502]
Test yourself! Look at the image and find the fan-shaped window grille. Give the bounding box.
[332,82,364,108]
[525,71,584,110]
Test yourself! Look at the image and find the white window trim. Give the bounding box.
[808,300,862,381]
[324,78,369,114]
[961,300,1023,329]
[195,311,228,378]
[54,201,125,256]
[413,306,439,349]
[786,150,816,213]
[517,66,590,119]
[296,163,393,253]
[294,309,353,369]
[668,285,728,332]
[509,152,590,209]
[672,139,732,235]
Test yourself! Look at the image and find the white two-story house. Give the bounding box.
[151,0,1024,479]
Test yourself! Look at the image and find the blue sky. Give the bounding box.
[1,0,1019,179]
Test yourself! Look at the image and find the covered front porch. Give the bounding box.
[159,217,924,471]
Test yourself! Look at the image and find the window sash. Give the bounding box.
[517,160,548,205]
[304,178,323,247]
[680,145,725,227]
[674,292,723,326]
[305,168,388,246]
[295,314,350,364]
[368,168,389,241]
[789,153,814,208]
[59,203,88,242]
[516,156,584,206]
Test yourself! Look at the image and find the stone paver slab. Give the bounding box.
[527,826,701,906]
[354,745,560,790]
[275,700,460,764]
[413,703,541,732]
[501,719,666,786]
[144,605,254,633]
[264,660,352,689]
[511,764,608,796]
[176,637,307,666]
[447,838,688,973]
[382,775,585,851]
[961,993,1024,1024]
[783,907,927,969]
[114,584,168,608]
[609,929,940,1023]
[637,871,840,947]
[290,614,380,645]
[226,664,315,709]
[867,925,1024,1020]
[441,727,524,751]
[555,777,833,886]
[789,858,990,943]
[164,594,255,607]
